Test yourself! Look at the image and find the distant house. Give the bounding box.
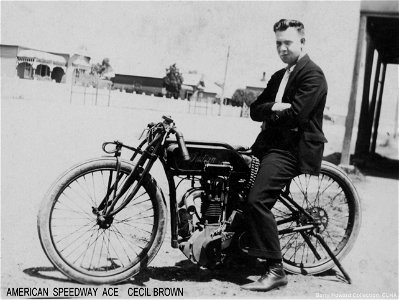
[1,43,223,103]
[68,53,91,84]
[245,72,267,97]
[181,72,219,102]
[112,72,220,101]
[112,74,164,96]
[0,44,94,84]
[1,44,69,83]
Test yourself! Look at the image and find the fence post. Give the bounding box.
[108,84,111,106]
[84,86,86,105]
[95,78,99,106]
[69,79,73,104]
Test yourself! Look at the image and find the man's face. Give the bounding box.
[275,27,304,66]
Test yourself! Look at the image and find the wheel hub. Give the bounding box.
[307,206,329,233]
[97,215,114,229]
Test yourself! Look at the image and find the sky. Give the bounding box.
[1,1,398,115]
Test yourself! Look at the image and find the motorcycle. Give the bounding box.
[37,115,361,285]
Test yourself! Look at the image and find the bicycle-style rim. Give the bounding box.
[273,169,357,271]
[48,166,159,277]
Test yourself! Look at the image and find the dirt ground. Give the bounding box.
[1,98,398,299]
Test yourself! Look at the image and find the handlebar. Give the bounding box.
[162,116,190,161]
[174,130,190,161]
[146,116,190,161]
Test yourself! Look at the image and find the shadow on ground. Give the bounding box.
[23,266,75,284]
[24,257,346,286]
[23,259,259,286]
[124,259,257,286]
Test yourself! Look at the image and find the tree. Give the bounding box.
[231,89,256,107]
[91,58,114,79]
[78,58,114,88]
[90,63,103,76]
[163,63,183,99]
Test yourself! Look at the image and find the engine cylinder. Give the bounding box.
[201,198,222,223]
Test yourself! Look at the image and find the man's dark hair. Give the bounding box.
[273,19,305,36]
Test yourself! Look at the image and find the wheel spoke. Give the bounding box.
[46,162,160,279]
[277,167,359,274]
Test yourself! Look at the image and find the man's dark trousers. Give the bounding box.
[246,149,299,259]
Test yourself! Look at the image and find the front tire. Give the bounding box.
[37,157,167,284]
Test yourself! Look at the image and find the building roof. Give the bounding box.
[72,57,91,69]
[74,45,90,58]
[113,74,163,86]
[361,1,399,64]
[182,73,221,94]
[221,85,240,99]
[17,49,67,65]
[361,1,399,16]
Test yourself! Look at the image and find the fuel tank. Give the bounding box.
[165,140,250,175]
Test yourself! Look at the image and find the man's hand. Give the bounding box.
[271,103,291,111]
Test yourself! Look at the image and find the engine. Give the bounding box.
[177,163,245,267]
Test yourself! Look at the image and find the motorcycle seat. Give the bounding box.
[233,146,253,168]
[233,145,252,155]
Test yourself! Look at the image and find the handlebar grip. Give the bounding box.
[175,131,190,161]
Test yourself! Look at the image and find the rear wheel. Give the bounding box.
[273,161,361,275]
[37,157,167,284]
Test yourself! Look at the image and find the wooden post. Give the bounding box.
[340,15,367,166]
[70,76,73,104]
[95,78,99,106]
[84,85,86,105]
[368,54,382,133]
[370,62,387,154]
[108,83,111,107]
[394,94,399,139]
[354,29,374,156]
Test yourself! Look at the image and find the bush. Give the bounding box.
[231,89,256,107]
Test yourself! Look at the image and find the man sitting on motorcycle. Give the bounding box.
[241,19,328,292]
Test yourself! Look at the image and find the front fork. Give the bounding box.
[94,137,161,223]
[94,135,180,249]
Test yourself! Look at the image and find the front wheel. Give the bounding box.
[273,161,361,275]
[37,157,167,284]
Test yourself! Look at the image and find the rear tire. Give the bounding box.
[273,161,361,275]
[37,157,167,284]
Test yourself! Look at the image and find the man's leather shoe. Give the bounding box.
[241,263,288,292]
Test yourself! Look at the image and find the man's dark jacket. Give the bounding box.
[250,54,328,175]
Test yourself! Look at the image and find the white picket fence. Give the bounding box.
[1,76,243,117]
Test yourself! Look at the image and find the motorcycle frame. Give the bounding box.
[99,123,352,284]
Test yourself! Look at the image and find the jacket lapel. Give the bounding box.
[284,54,310,95]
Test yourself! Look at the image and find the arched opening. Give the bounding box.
[51,67,65,83]
[35,64,50,78]
[16,62,33,79]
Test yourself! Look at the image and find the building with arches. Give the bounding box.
[0,44,92,84]
[16,49,68,82]
[1,45,70,82]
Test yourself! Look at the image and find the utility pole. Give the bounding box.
[218,46,230,116]
[394,93,399,139]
